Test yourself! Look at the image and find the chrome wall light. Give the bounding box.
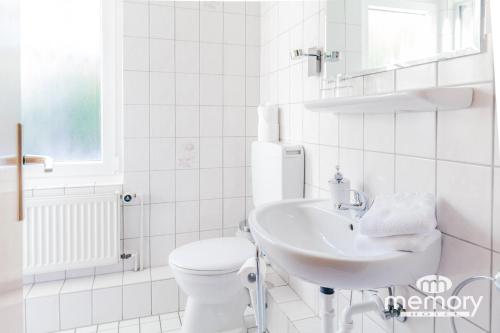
[290,48,340,76]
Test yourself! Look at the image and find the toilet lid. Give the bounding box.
[169,237,255,275]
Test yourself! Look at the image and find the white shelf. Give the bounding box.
[303,87,474,113]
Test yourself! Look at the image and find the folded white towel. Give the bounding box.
[359,192,437,237]
[354,229,441,253]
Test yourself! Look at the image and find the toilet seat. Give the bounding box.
[169,237,255,276]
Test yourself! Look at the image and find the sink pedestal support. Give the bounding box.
[320,287,335,333]
[255,248,267,333]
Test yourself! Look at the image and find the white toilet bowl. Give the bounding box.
[169,237,255,333]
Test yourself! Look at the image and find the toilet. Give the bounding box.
[168,142,304,333]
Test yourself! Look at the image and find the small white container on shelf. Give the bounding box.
[328,165,350,208]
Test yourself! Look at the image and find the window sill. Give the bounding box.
[24,173,123,193]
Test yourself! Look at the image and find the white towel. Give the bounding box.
[359,192,437,237]
[355,229,441,253]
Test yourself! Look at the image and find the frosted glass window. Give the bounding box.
[366,6,436,69]
[20,0,102,162]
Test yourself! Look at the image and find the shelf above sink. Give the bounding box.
[303,87,474,114]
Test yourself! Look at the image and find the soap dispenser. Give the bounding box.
[328,165,350,208]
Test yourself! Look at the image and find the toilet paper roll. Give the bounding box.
[257,104,279,124]
[258,121,279,142]
[238,257,267,290]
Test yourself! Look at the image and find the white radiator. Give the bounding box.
[23,193,121,274]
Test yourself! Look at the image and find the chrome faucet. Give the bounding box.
[336,190,369,218]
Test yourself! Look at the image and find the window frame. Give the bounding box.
[23,0,123,186]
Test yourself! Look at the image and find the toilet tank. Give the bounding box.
[251,142,304,207]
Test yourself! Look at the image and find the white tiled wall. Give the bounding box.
[260,1,498,332]
[122,0,260,274]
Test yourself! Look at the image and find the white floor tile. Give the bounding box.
[268,286,300,303]
[279,300,315,321]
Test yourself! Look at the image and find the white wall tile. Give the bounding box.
[150,105,175,138]
[396,63,436,91]
[223,167,246,197]
[175,74,200,105]
[395,112,436,158]
[175,8,199,41]
[150,72,175,105]
[224,75,246,106]
[150,235,175,267]
[364,152,395,197]
[437,83,494,165]
[150,170,175,203]
[395,156,435,194]
[175,138,199,169]
[223,197,246,228]
[339,114,363,149]
[175,170,199,201]
[150,203,175,236]
[175,200,200,234]
[26,296,60,333]
[437,161,492,248]
[175,41,199,74]
[223,107,246,137]
[175,106,199,138]
[199,74,223,106]
[60,291,92,329]
[125,105,149,138]
[125,71,149,105]
[124,138,150,172]
[92,287,122,324]
[200,168,223,199]
[123,282,152,319]
[200,199,223,230]
[200,137,223,168]
[200,106,223,137]
[224,44,246,75]
[200,11,223,43]
[494,168,500,252]
[124,37,149,71]
[200,43,223,75]
[150,138,175,170]
[152,279,178,315]
[364,114,394,153]
[438,235,491,330]
[224,13,246,44]
[492,252,500,333]
[149,5,174,39]
[223,137,246,167]
[124,2,149,37]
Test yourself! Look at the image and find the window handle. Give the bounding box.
[23,155,54,172]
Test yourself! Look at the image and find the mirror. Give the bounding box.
[325,0,484,78]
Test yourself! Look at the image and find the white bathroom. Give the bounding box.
[1,0,500,332]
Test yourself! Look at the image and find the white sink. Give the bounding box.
[249,199,441,289]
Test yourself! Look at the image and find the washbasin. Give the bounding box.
[249,199,441,289]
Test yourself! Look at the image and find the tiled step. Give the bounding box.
[24,267,178,333]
